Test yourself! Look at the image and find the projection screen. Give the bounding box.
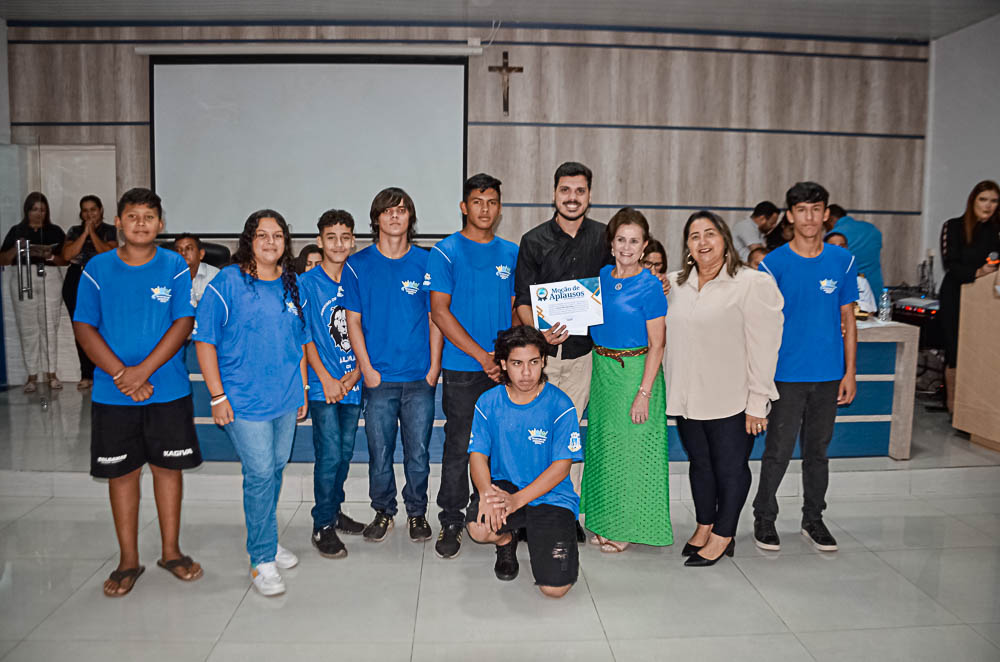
[151,56,467,236]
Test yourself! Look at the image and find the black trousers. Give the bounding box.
[676,412,754,538]
[752,380,840,525]
[62,265,96,380]
[436,369,496,526]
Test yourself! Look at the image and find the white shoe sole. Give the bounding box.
[253,581,286,597]
[753,536,781,551]
[801,529,838,552]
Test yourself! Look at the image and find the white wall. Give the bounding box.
[0,19,9,145]
[922,13,1000,273]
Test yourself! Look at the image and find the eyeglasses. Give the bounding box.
[641,260,664,269]
[254,231,284,243]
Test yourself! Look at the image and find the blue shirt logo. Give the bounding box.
[150,286,172,303]
[568,431,582,452]
[819,279,838,294]
[528,428,548,445]
[401,280,420,295]
[496,264,512,280]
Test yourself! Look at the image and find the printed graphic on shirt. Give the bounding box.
[819,279,838,294]
[423,272,432,287]
[151,286,172,303]
[568,431,582,452]
[286,300,299,314]
[496,264,512,280]
[528,428,548,445]
[401,279,420,295]
[328,305,351,353]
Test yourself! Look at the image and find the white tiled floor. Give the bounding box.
[2,391,1000,660]
[0,495,997,661]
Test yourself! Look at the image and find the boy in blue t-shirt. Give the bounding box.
[73,188,203,597]
[752,181,858,553]
[427,173,519,559]
[466,326,583,598]
[299,209,365,558]
[342,187,443,544]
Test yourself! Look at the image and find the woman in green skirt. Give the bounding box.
[581,207,672,552]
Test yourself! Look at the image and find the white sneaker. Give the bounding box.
[275,544,299,569]
[250,561,285,596]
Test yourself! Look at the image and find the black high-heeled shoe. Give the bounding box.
[683,539,735,567]
[681,542,703,557]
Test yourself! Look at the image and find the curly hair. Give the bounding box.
[231,209,303,325]
[493,325,550,386]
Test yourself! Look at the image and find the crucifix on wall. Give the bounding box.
[488,51,523,116]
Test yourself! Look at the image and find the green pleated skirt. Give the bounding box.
[580,350,673,546]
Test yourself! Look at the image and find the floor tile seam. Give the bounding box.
[206,576,254,660]
[791,622,983,636]
[951,513,1000,541]
[0,640,22,662]
[409,536,426,662]
[867,549,967,625]
[969,627,1000,653]
[17,553,114,644]
[727,556,796,636]
[576,565,617,661]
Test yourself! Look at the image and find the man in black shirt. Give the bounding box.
[514,163,610,539]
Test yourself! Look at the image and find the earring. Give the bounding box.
[686,255,695,266]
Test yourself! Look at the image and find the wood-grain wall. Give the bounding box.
[7,24,928,284]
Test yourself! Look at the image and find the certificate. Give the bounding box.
[530,278,603,336]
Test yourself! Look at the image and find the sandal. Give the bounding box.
[23,379,37,394]
[77,379,93,391]
[157,555,203,581]
[600,540,630,554]
[49,376,63,390]
[103,565,145,597]
[588,534,608,547]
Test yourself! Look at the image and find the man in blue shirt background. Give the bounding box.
[427,173,519,560]
[753,181,858,554]
[829,204,884,296]
[466,325,582,598]
[343,187,443,544]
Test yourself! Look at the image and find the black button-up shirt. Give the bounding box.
[514,215,612,359]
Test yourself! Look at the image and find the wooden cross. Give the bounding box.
[488,51,523,116]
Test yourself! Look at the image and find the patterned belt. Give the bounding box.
[593,345,648,367]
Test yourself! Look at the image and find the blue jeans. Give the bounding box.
[363,379,435,517]
[309,400,362,531]
[224,410,297,566]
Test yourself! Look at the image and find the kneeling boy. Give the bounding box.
[466,326,582,598]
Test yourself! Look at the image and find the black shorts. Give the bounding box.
[90,395,202,478]
[467,480,579,587]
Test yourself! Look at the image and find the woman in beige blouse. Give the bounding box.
[665,211,784,566]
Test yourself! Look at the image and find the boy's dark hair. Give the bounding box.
[824,231,849,246]
[463,173,502,201]
[493,325,550,386]
[553,161,593,190]
[785,181,829,209]
[318,209,355,232]
[173,232,203,250]
[117,187,163,218]
[827,204,848,221]
[751,201,780,218]
[370,187,417,242]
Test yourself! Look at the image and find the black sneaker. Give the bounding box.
[494,536,519,581]
[753,519,781,551]
[435,524,463,559]
[408,515,432,542]
[335,511,365,536]
[312,525,347,558]
[363,510,394,542]
[801,519,838,551]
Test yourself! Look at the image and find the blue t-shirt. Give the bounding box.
[74,247,194,406]
[298,265,360,405]
[833,215,884,296]
[340,245,430,382]
[468,383,583,515]
[194,265,311,421]
[426,232,519,372]
[759,243,859,382]
[590,265,667,349]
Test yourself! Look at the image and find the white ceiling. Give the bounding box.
[1,0,998,41]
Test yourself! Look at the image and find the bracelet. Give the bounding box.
[303,384,310,391]
[638,389,651,398]
[210,394,228,406]
[112,369,126,380]
[210,392,225,400]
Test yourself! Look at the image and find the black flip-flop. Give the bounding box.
[104,565,145,597]
[157,555,203,581]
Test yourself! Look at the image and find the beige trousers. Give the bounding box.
[545,348,592,495]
